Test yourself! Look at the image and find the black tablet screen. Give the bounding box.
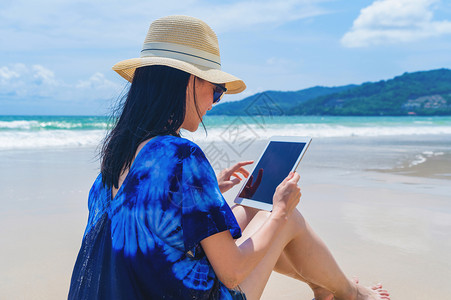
[238,141,307,204]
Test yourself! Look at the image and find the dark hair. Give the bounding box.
[100,65,200,189]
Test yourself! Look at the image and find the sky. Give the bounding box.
[1,0,451,115]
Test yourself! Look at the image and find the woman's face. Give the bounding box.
[180,75,216,132]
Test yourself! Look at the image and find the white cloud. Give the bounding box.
[341,0,451,47]
[0,0,331,103]
[0,63,121,101]
[0,0,330,51]
[0,64,60,97]
[76,72,117,90]
[197,0,330,33]
[32,65,59,86]
[0,66,20,83]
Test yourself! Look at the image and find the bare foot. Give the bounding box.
[333,279,390,300]
[354,283,390,300]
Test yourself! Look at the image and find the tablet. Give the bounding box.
[233,136,311,211]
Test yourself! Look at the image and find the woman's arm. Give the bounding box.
[200,172,301,289]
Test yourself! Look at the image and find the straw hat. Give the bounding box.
[112,15,246,94]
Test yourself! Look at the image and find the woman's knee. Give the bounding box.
[234,208,272,246]
[285,209,308,239]
[233,206,308,243]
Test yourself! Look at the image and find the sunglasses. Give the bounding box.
[212,83,227,104]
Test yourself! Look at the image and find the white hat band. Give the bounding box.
[140,42,221,70]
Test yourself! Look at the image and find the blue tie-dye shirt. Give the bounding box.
[69,135,242,299]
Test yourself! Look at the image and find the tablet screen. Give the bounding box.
[238,141,307,205]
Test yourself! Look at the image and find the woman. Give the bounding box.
[69,15,390,300]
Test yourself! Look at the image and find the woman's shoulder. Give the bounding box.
[157,135,201,149]
[138,135,206,162]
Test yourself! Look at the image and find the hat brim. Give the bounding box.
[112,57,246,94]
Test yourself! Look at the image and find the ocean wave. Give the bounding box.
[1,119,451,150]
[0,120,41,130]
[0,130,105,150]
[408,151,445,167]
[0,120,109,131]
[185,123,451,142]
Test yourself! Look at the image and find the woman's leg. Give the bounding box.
[274,252,334,300]
[280,209,353,294]
[232,204,333,300]
[231,205,390,300]
[280,211,389,299]
[233,209,299,299]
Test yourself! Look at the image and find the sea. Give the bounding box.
[1,115,451,151]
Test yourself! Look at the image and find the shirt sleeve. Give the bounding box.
[180,141,241,256]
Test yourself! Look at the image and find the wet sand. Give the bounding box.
[0,135,450,299]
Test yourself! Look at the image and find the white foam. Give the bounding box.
[0,130,105,150]
[407,151,446,167]
[0,120,40,130]
[409,155,427,167]
[1,120,451,150]
[185,123,451,143]
[426,151,444,156]
[0,120,108,130]
[38,121,83,129]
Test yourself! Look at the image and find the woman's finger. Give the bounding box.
[229,160,254,172]
[231,172,243,180]
[288,172,300,184]
[230,177,241,185]
[235,167,250,178]
[281,171,294,184]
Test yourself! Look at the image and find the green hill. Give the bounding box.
[209,86,355,115]
[211,69,451,116]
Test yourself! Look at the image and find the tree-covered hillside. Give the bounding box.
[210,69,451,116]
[290,69,451,116]
[209,86,355,115]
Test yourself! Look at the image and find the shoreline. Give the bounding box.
[373,151,451,180]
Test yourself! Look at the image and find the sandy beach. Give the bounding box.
[0,135,450,299]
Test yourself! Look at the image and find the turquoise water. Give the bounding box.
[202,115,451,127]
[0,115,109,131]
[1,115,451,131]
[1,115,451,150]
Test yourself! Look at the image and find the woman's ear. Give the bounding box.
[186,75,195,93]
[186,75,196,106]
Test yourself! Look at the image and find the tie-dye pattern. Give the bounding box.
[69,135,241,299]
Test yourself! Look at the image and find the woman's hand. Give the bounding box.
[272,172,301,219]
[217,160,254,193]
